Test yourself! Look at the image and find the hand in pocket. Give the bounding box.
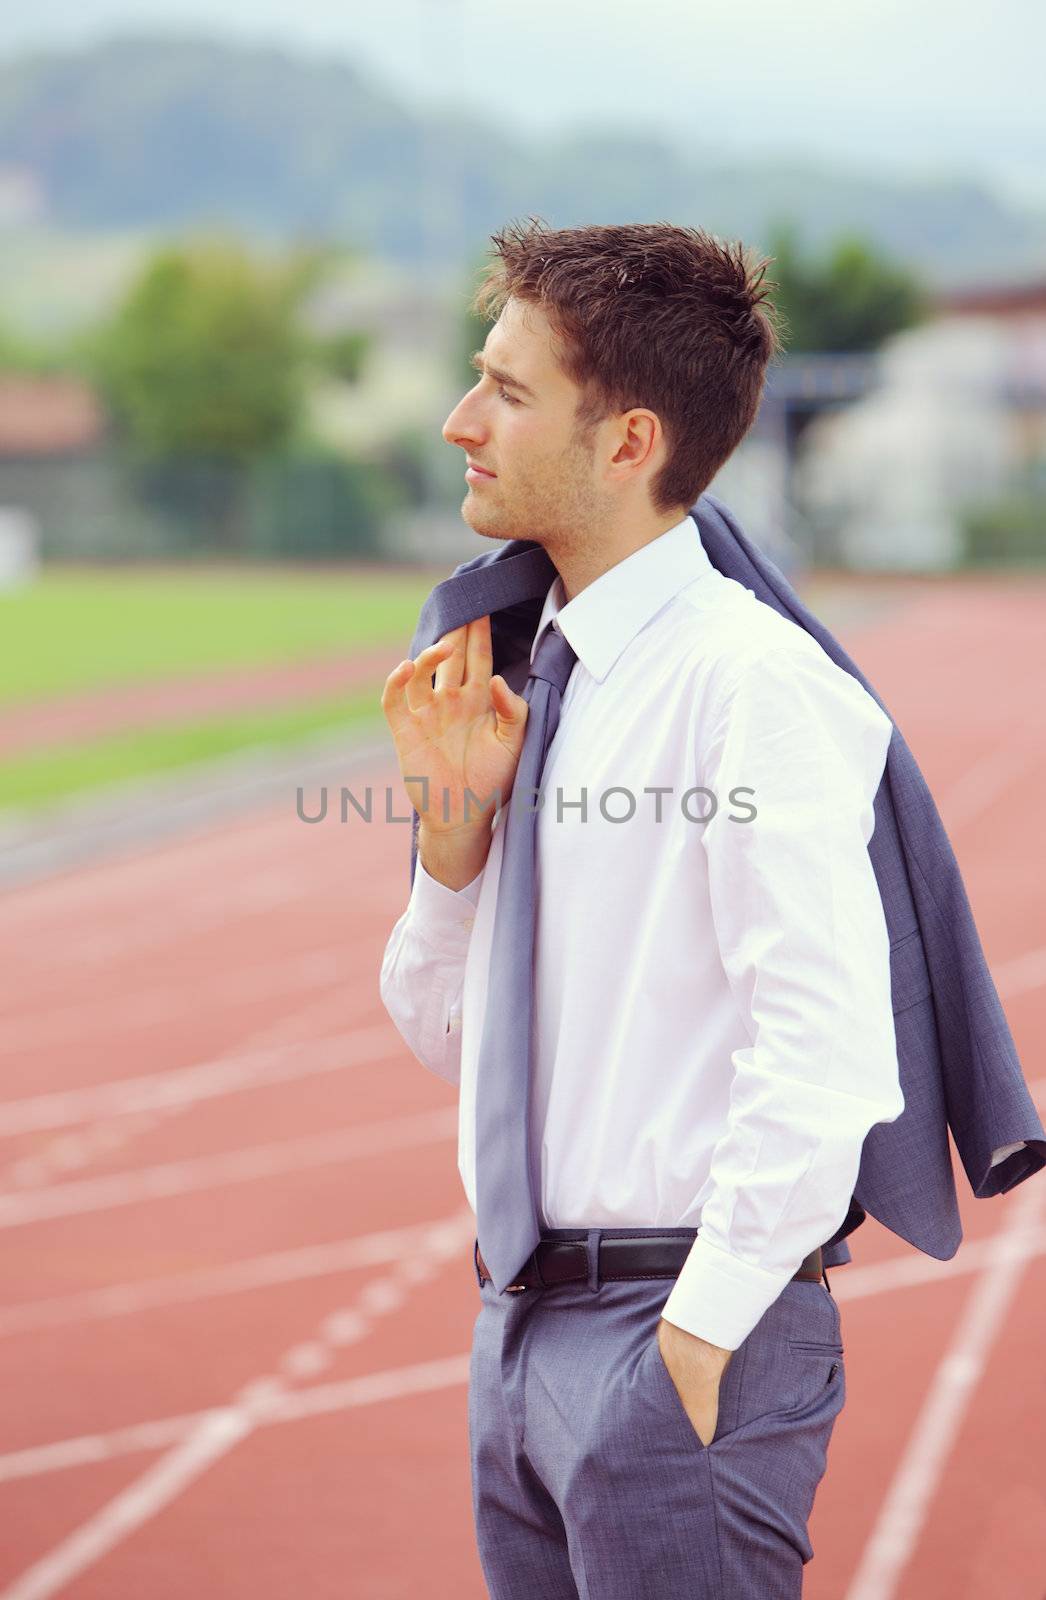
[655,1318,733,1448]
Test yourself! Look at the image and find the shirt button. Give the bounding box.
[462,917,474,930]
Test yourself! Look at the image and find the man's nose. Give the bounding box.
[442,393,487,448]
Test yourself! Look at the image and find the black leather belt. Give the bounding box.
[475,1234,825,1292]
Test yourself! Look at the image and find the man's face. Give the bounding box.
[442,296,610,547]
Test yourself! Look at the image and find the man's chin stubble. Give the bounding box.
[461,495,516,543]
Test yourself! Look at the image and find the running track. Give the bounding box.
[1,574,1045,1598]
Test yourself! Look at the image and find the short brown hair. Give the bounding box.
[471,218,783,513]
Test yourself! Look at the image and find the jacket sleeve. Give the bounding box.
[379,858,484,1087]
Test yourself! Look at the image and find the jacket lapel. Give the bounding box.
[410,541,556,685]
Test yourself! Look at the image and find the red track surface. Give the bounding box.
[0,649,396,759]
[2,575,1045,1599]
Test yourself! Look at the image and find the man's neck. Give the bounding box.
[549,506,689,602]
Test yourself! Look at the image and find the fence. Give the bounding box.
[0,446,400,562]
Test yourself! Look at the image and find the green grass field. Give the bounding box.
[0,565,438,812]
[0,566,439,703]
[0,692,388,811]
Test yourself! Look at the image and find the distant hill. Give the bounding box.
[0,33,1044,288]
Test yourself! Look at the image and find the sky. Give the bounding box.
[1,0,1044,207]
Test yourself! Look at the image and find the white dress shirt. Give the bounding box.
[381,514,1009,1348]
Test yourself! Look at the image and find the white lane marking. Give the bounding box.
[0,1106,457,1228]
[0,802,315,928]
[0,945,357,1054]
[0,983,385,1202]
[322,1309,367,1346]
[827,1224,1046,1303]
[0,1412,212,1482]
[0,1215,473,1599]
[0,1218,471,1336]
[6,1113,161,1191]
[281,1343,331,1380]
[0,840,389,971]
[6,1161,47,1189]
[0,1355,473,1486]
[0,835,393,972]
[0,1023,400,1136]
[6,874,311,972]
[0,1409,259,1600]
[843,1174,1046,1600]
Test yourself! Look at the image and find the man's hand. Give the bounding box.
[381,615,530,838]
[656,1317,734,1448]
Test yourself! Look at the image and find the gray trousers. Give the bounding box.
[468,1227,846,1598]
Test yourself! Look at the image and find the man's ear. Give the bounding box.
[608,409,661,478]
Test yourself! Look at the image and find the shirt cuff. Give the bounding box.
[658,1234,797,1351]
[990,1140,1027,1166]
[405,857,483,955]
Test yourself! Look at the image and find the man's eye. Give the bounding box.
[498,388,521,405]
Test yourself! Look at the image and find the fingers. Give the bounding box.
[381,616,495,735]
[404,637,458,712]
[464,614,493,685]
[434,624,468,692]
[381,637,454,730]
[380,659,416,740]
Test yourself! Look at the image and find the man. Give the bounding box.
[379,221,905,1596]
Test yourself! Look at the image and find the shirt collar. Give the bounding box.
[530,513,714,684]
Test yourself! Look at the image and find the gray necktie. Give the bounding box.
[474,621,579,1293]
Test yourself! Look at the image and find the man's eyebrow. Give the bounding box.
[469,350,537,400]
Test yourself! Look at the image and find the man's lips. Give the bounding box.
[465,461,496,481]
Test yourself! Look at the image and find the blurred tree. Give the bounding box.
[764,222,929,354]
[83,234,394,553]
[310,327,372,384]
[369,426,433,508]
[88,234,325,459]
[0,316,70,374]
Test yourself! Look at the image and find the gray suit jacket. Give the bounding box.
[406,491,1046,1268]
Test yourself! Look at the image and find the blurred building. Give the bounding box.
[0,373,107,580]
[0,373,104,458]
[791,282,1046,571]
[710,355,880,578]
